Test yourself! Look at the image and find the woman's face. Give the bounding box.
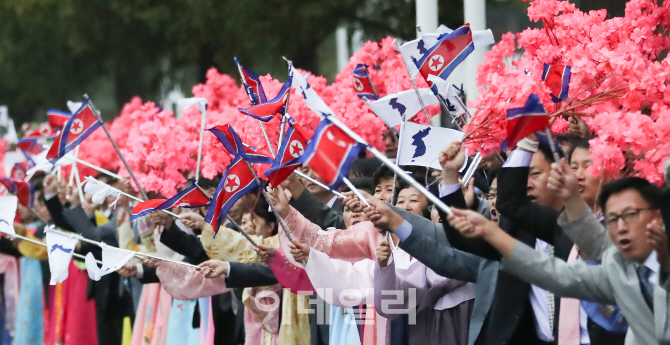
[240,212,256,235]
[251,213,275,238]
[395,187,428,216]
[343,204,369,228]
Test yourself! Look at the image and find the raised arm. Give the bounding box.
[496,148,561,244]
[447,208,616,304]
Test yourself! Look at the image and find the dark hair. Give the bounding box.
[29,171,46,193]
[197,177,220,191]
[567,137,593,163]
[348,158,383,179]
[338,176,375,195]
[537,142,564,164]
[598,177,663,213]
[253,195,277,236]
[373,164,395,187]
[95,172,118,186]
[486,166,500,187]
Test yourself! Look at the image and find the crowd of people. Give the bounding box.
[3,122,670,345]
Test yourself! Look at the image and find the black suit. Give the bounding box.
[60,205,127,345]
[159,222,209,264]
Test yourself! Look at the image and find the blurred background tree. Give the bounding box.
[0,0,623,123]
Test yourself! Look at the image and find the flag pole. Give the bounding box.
[325,115,453,216]
[544,128,561,163]
[48,227,198,268]
[195,105,207,181]
[74,158,124,180]
[5,231,101,264]
[245,161,294,242]
[294,171,345,198]
[390,112,408,205]
[343,178,370,208]
[83,177,178,218]
[84,95,149,200]
[277,58,295,149]
[393,41,432,124]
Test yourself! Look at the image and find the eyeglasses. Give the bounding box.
[604,208,652,229]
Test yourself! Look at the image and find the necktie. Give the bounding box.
[547,244,555,332]
[636,265,654,311]
[558,245,581,345]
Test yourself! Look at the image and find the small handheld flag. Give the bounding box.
[238,74,293,122]
[207,125,274,164]
[285,117,364,189]
[46,100,101,163]
[47,110,72,130]
[414,24,475,95]
[542,63,572,103]
[85,245,135,281]
[45,227,79,284]
[368,88,440,127]
[503,94,550,150]
[204,157,259,234]
[0,178,34,208]
[130,179,211,220]
[264,121,310,187]
[0,196,18,235]
[352,64,378,101]
[234,56,267,105]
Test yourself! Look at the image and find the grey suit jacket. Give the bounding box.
[557,204,612,260]
[502,242,670,345]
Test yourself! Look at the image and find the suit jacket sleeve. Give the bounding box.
[63,206,118,246]
[160,223,209,263]
[45,196,75,232]
[0,237,21,257]
[557,204,611,260]
[497,167,561,244]
[391,205,448,245]
[225,262,278,288]
[501,241,615,304]
[289,190,345,229]
[437,188,502,261]
[398,227,480,283]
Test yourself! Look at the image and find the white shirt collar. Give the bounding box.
[643,250,660,274]
[326,195,338,208]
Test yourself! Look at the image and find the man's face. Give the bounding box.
[395,187,428,216]
[527,152,557,208]
[301,165,333,199]
[374,177,395,203]
[604,189,660,263]
[487,178,499,223]
[570,148,600,207]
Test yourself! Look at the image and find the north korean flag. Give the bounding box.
[47,110,72,130]
[204,157,259,234]
[130,179,211,220]
[286,117,364,189]
[264,121,310,187]
[238,73,292,122]
[159,179,211,209]
[503,94,550,150]
[0,178,34,208]
[131,199,166,219]
[46,100,101,163]
[17,122,56,152]
[352,64,378,101]
[542,63,572,103]
[10,162,28,181]
[414,24,475,95]
[207,125,274,164]
[235,55,267,105]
